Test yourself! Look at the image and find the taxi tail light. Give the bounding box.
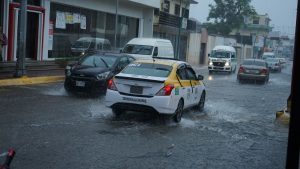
[238,66,245,73]
[107,79,118,91]
[156,84,174,96]
[260,68,268,75]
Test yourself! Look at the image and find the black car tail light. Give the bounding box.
[107,79,118,91]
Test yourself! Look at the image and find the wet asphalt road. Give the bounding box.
[0,62,292,169]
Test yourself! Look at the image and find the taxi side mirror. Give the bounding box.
[197,75,204,80]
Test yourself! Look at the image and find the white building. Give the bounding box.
[0,0,160,61]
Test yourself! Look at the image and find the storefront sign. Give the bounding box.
[56,11,66,29]
[65,12,73,24]
[80,15,86,29]
[48,21,54,50]
[73,13,80,23]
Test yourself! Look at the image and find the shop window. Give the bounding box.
[253,17,259,24]
[181,8,189,18]
[162,0,170,13]
[175,4,180,16]
[49,2,139,58]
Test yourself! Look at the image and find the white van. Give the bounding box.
[121,38,174,59]
[262,52,276,60]
[208,45,237,74]
[71,37,111,57]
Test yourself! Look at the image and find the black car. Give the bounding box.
[64,52,135,95]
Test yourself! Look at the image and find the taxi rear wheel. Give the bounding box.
[112,107,123,117]
[197,91,206,112]
[174,99,184,123]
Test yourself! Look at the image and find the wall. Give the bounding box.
[187,32,201,65]
[142,8,154,38]
[129,0,160,8]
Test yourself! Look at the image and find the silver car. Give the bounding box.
[265,58,282,72]
[237,59,269,84]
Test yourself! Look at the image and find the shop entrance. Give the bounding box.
[7,3,44,61]
[26,12,39,60]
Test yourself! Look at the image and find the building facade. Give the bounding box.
[231,14,272,59]
[0,0,159,61]
[153,0,197,61]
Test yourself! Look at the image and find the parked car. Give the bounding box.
[64,52,135,96]
[71,37,111,57]
[237,59,269,83]
[105,58,206,123]
[265,58,282,72]
[121,38,174,59]
[278,58,287,68]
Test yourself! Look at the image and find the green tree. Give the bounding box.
[204,0,256,35]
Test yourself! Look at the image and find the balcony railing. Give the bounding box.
[154,10,197,31]
[243,24,273,32]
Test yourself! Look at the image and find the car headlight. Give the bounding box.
[81,51,85,56]
[65,65,71,76]
[96,71,110,80]
[225,61,230,66]
[209,61,213,66]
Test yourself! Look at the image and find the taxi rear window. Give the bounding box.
[122,63,172,77]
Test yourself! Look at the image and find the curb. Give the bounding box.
[0,76,65,87]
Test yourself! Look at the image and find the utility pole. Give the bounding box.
[15,0,27,77]
[176,0,189,60]
[251,33,256,58]
[114,0,119,51]
[175,0,182,59]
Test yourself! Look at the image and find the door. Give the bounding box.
[8,3,44,61]
[26,12,40,60]
[176,64,193,108]
[186,67,202,106]
[200,43,206,64]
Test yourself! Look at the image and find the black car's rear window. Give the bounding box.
[122,63,172,77]
[79,55,117,68]
[243,60,266,67]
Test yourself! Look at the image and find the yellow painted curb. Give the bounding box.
[0,76,65,87]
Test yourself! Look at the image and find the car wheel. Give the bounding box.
[174,99,184,123]
[197,91,205,112]
[238,79,243,84]
[265,76,269,84]
[64,79,72,93]
[112,107,123,117]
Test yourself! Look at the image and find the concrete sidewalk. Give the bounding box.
[0,70,65,87]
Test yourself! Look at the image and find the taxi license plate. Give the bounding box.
[130,86,143,94]
[76,81,85,87]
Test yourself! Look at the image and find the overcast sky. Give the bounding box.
[190,0,298,36]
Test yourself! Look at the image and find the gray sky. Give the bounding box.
[190,0,298,36]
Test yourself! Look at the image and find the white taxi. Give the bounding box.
[105,59,206,123]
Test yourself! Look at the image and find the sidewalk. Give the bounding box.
[0,69,65,87]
